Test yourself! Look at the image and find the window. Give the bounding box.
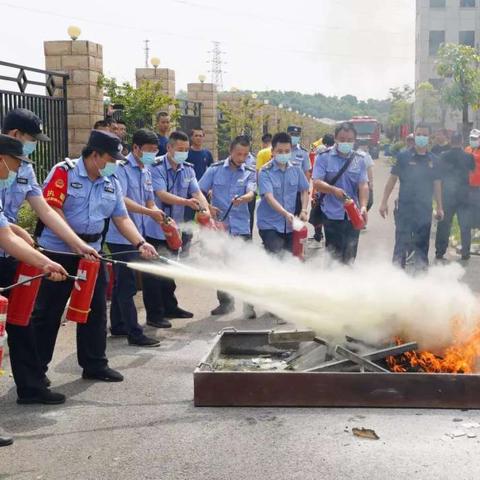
[430,0,446,7]
[429,31,445,56]
[459,31,475,47]
[460,0,475,7]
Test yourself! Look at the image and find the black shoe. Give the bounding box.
[461,254,471,261]
[211,303,234,316]
[146,319,172,328]
[110,327,128,337]
[17,389,66,405]
[42,375,51,387]
[0,435,13,447]
[82,367,124,382]
[165,308,194,319]
[128,334,160,347]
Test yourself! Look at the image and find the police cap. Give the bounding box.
[287,125,302,135]
[3,108,50,141]
[0,134,30,163]
[87,129,126,160]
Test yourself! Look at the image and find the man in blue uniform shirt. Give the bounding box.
[257,132,309,254]
[199,135,257,317]
[32,130,157,389]
[106,129,165,347]
[156,111,171,156]
[379,124,444,269]
[313,122,369,264]
[144,130,210,327]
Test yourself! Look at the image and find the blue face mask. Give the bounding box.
[276,153,291,164]
[23,140,37,156]
[470,139,480,149]
[415,135,429,148]
[173,151,188,164]
[290,136,300,146]
[337,142,354,155]
[99,161,118,177]
[0,160,17,189]
[141,151,157,165]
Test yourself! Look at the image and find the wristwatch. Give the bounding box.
[135,240,146,249]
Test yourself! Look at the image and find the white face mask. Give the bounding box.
[470,139,480,149]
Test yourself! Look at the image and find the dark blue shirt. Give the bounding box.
[187,148,214,179]
[157,134,168,156]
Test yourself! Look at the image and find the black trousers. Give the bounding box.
[142,237,178,322]
[248,197,256,236]
[259,229,293,255]
[435,196,471,258]
[0,257,46,396]
[31,253,109,375]
[323,217,360,264]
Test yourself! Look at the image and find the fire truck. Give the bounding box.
[348,116,381,159]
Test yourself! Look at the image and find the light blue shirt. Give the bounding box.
[106,153,154,245]
[245,152,256,169]
[39,157,128,252]
[198,159,256,236]
[291,144,311,173]
[145,154,200,240]
[0,162,42,256]
[257,160,309,234]
[312,147,368,220]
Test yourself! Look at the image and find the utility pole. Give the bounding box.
[207,41,226,91]
[144,39,150,68]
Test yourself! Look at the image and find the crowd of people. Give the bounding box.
[0,106,479,447]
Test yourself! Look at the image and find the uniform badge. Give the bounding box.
[70,182,83,189]
[16,177,28,184]
[55,178,65,188]
[104,185,114,193]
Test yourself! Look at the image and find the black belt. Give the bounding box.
[76,232,103,243]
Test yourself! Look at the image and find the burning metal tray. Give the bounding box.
[194,328,480,409]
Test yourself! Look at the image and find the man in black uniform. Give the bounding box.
[431,128,451,156]
[435,132,475,261]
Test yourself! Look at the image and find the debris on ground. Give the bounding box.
[352,427,379,440]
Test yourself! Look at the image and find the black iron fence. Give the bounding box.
[0,61,69,181]
[177,100,201,133]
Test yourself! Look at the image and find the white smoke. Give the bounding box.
[131,229,480,350]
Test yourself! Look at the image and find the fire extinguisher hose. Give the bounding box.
[0,272,82,292]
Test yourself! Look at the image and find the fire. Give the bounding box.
[387,324,480,374]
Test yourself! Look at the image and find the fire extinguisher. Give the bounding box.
[0,295,7,371]
[160,217,183,251]
[66,259,100,324]
[343,195,365,230]
[195,209,214,228]
[292,223,308,261]
[6,263,43,327]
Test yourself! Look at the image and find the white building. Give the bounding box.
[415,0,480,130]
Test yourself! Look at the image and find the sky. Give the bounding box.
[0,0,415,100]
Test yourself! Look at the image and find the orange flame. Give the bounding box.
[387,324,480,374]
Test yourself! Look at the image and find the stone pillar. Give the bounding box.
[44,40,103,158]
[187,82,218,160]
[135,68,175,98]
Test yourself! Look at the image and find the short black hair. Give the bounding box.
[156,111,170,121]
[261,133,272,143]
[230,135,250,151]
[334,122,357,139]
[190,128,204,137]
[93,120,108,129]
[322,134,335,147]
[168,130,189,144]
[272,132,292,149]
[132,129,158,148]
[116,119,127,126]
[414,124,431,133]
[104,117,117,126]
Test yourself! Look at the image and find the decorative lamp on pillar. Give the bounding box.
[278,103,283,109]
[198,74,206,83]
[67,25,81,41]
[263,99,269,105]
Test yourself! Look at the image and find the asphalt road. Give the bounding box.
[1,156,480,480]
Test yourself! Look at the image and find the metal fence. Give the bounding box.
[0,61,69,181]
[177,100,201,133]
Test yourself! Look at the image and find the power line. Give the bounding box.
[207,41,226,91]
[144,39,150,68]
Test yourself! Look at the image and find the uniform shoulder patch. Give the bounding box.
[356,150,366,157]
[119,159,128,167]
[153,157,164,167]
[211,160,224,167]
[184,161,194,168]
[299,145,307,152]
[262,160,274,170]
[245,165,256,172]
[63,157,76,170]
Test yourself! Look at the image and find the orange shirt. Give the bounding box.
[466,146,480,186]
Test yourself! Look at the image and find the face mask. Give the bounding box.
[275,153,291,164]
[99,161,118,177]
[173,151,188,164]
[415,135,429,148]
[0,159,17,189]
[22,140,37,156]
[290,136,300,146]
[141,151,157,165]
[470,139,480,149]
[337,142,354,155]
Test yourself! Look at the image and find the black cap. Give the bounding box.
[87,130,126,161]
[287,125,302,135]
[3,108,50,142]
[0,134,30,163]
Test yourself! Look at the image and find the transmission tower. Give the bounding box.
[144,39,150,68]
[207,41,226,91]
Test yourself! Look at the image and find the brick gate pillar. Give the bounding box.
[44,40,103,158]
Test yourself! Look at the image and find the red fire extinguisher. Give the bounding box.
[0,295,7,371]
[343,195,365,230]
[6,263,43,327]
[160,217,183,251]
[292,223,308,261]
[196,209,226,231]
[66,259,100,324]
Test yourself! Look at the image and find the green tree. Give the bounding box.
[436,43,480,140]
[387,85,413,140]
[415,81,440,124]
